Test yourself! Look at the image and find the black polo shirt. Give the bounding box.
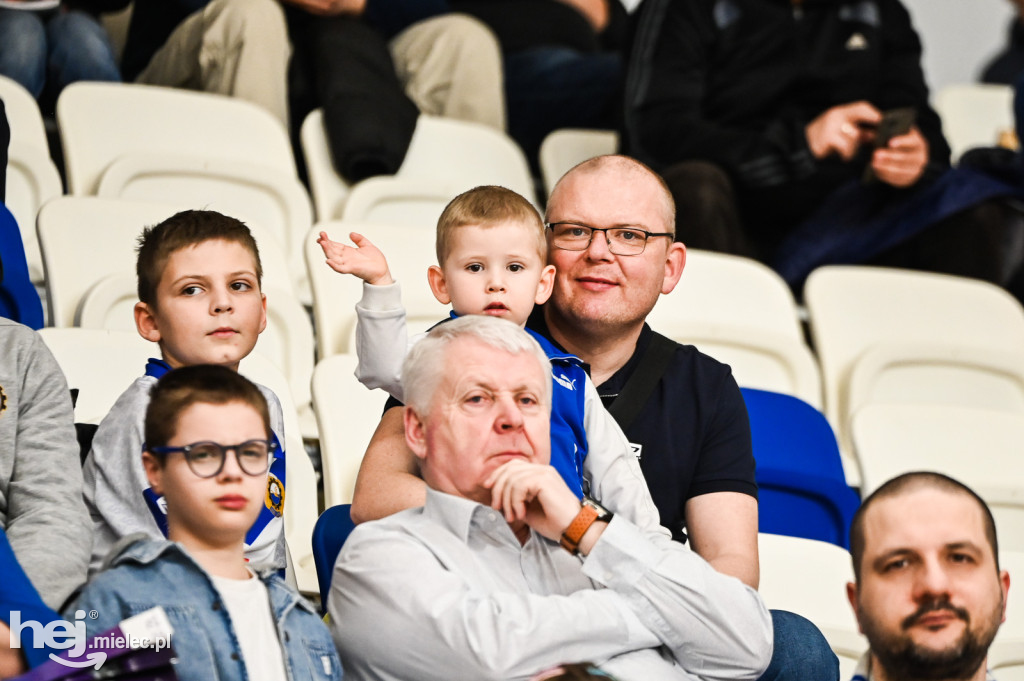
[528,311,757,543]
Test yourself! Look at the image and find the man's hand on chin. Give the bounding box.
[485,460,584,542]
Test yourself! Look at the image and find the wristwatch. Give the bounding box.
[560,497,613,554]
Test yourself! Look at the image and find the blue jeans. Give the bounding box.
[0,8,120,99]
[758,610,839,681]
[504,46,621,163]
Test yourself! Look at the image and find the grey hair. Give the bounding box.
[402,316,553,416]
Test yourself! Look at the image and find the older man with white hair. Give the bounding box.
[329,315,773,681]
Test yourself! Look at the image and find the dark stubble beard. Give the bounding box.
[861,595,1002,681]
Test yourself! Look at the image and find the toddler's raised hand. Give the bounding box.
[317,231,393,286]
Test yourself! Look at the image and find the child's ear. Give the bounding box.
[142,451,165,496]
[534,264,556,305]
[427,266,451,305]
[135,302,162,343]
[258,292,268,334]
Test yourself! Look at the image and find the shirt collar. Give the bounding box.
[145,358,173,379]
[424,488,523,547]
[594,322,653,393]
[527,306,590,369]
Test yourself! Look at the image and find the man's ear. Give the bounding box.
[846,581,863,633]
[1000,569,1011,622]
[661,242,687,295]
[403,407,429,463]
[427,265,451,306]
[135,302,162,343]
[534,264,556,305]
[142,451,164,496]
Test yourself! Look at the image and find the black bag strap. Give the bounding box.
[607,332,678,432]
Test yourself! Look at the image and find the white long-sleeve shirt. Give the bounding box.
[329,488,774,681]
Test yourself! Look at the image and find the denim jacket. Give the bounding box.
[67,536,341,681]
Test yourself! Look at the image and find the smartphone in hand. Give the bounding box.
[862,107,917,183]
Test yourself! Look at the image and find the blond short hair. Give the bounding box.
[436,186,547,265]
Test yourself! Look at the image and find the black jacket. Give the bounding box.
[624,0,950,197]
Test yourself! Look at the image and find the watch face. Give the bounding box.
[582,497,612,521]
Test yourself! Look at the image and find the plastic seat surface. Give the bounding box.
[649,249,821,407]
[6,142,61,283]
[743,388,860,548]
[37,327,155,424]
[933,83,1014,162]
[847,343,1024,424]
[538,128,618,197]
[306,221,447,359]
[1,74,60,281]
[301,109,535,222]
[757,532,865,680]
[852,402,1024,551]
[805,265,1024,483]
[312,504,355,612]
[0,75,48,150]
[57,82,295,196]
[339,176,458,228]
[312,354,388,508]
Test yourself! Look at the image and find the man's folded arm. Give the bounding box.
[328,529,660,680]
[583,515,774,680]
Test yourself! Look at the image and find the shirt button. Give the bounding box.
[231,653,240,661]
[212,601,222,611]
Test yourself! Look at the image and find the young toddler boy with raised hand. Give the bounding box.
[83,210,288,575]
[317,186,659,521]
[71,365,340,681]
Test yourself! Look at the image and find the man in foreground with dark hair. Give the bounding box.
[847,471,1011,681]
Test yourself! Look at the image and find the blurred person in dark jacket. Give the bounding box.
[625,0,1024,293]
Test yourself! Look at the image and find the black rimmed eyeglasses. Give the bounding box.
[147,439,276,478]
[545,222,674,256]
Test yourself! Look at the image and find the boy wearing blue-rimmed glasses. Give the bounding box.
[69,365,340,681]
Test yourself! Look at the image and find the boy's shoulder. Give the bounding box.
[78,536,186,600]
[98,534,184,572]
[92,374,158,437]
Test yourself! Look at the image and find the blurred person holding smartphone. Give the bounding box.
[624,0,1024,296]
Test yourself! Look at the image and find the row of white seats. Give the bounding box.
[2,77,537,297]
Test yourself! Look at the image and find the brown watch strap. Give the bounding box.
[560,504,599,554]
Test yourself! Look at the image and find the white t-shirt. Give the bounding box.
[210,570,288,681]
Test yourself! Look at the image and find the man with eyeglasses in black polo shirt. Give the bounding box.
[532,153,839,681]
